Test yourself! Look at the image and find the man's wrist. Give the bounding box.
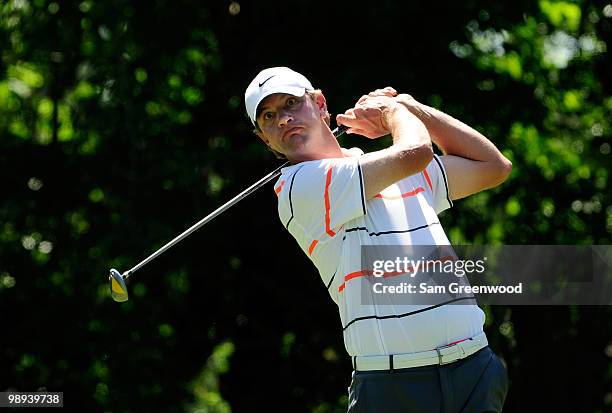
[395,95,430,122]
[382,102,408,131]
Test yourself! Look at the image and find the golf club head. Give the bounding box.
[109,268,129,302]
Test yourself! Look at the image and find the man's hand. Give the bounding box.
[356,86,398,105]
[395,93,420,111]
[337,88,433,200]
[336,94,401,139]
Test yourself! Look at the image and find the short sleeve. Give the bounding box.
[423,154,453,214]
[287,157,366,239]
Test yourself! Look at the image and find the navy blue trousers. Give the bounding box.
[347,347,509,413]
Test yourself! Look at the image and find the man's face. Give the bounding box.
[255,92,326,161]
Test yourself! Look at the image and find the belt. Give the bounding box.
[352,331,488,372]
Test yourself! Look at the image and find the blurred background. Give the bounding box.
[1,0,611,412]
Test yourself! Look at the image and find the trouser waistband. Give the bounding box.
[352,331,488,372]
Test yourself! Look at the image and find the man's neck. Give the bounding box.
[287,124,343,164]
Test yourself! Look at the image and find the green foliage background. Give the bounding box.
[1,0,611,412]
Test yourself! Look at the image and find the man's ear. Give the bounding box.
[314,91,328,117]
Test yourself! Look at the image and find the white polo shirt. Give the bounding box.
[274,152,485,357]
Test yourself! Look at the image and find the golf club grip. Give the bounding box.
[123,125,348,278]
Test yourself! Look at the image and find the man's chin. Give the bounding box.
[284,131,308,144]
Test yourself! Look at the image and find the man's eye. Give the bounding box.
[263,112,274,121]
[286,98,297,107]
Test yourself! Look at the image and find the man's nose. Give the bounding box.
[278,112,294,128]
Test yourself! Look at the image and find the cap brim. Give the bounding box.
[250,86,307,126]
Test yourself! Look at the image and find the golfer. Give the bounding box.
[244,67,512,413]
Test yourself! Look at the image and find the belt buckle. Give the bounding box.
[435,342,466,365]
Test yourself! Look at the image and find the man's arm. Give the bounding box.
[396,94,512,200]
[336,97,434,200]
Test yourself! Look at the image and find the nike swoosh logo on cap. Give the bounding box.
[258,75,274,87]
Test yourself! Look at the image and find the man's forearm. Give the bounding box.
[385,104,432,152]
[397,96,506,163]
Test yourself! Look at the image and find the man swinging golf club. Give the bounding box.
[245,66,512,413]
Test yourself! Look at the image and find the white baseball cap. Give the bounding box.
[244,67,314,127]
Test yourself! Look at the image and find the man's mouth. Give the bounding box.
[283,127,303,141]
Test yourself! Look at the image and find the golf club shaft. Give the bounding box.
[123,125,347,279]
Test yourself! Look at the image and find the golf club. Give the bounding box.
[109,124,348,302]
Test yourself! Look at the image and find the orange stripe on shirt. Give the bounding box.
[444,338,469,347]
[423,169,433,192]
[374,187,425,200]
[308,239,318,256]
[307,225,343,258]
[338,271,369,292]
[274,180,286,196]
[337,256,456,292]
[338,269,410,292]
[324,165,336,237]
